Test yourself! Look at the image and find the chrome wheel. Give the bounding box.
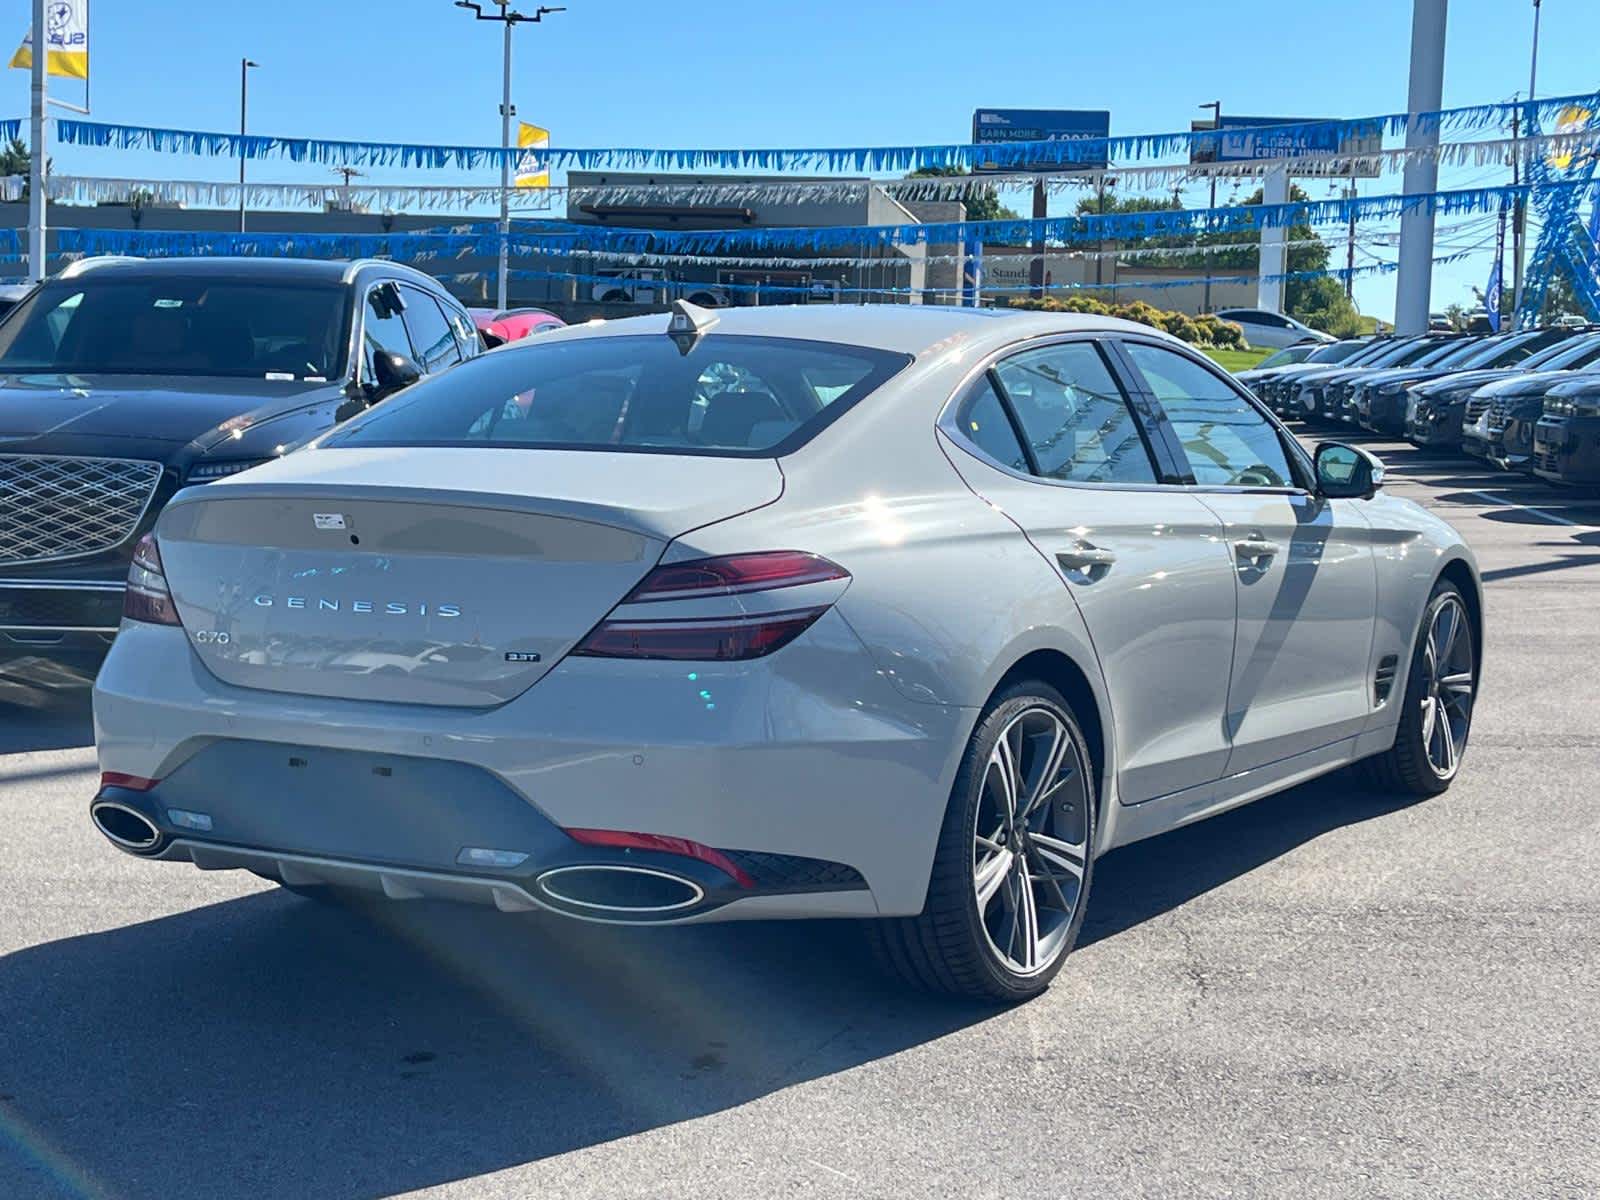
[1420,594,1474,779]
[973,706,1090,977]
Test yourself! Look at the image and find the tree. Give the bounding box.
[1080,184,1364,335]
[0,138,30,178]
[905,166,1021,223]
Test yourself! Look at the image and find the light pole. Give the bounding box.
[238,58,259,233]
[1198,100,1222,313]
[1511,0,1542,326]
[455,1,565,312]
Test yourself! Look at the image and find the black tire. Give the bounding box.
[1363,578,1476,796]
[867,681,1096,1003]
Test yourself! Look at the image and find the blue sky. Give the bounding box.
[4,0,1599,318]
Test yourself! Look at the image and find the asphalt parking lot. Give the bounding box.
[2,437,1597,1200]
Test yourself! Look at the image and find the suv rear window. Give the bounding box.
[332,334,910,456]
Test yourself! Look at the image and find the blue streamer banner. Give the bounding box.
[444,251,1475,301]
[40,178,1597,263]
[0,119,19,144]
[46,92,1600,174]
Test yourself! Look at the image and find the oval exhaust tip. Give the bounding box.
[537,865,704,915]
[91,801,164,853]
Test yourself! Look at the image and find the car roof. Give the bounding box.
[545,303,1182,358]
[51,256,446,291]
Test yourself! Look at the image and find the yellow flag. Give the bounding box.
[515,122,549,189]
[10,0,89,80]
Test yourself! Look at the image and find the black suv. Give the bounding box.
[0,256,480,686]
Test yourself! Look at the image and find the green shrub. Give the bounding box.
[1006,294,1251,349]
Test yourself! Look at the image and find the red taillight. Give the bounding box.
[566,828,756,889]
[123,534,181,627]
[574,551,848,662]
[573,608,826,661]
[99,771,160,792]
[623,551,848,603]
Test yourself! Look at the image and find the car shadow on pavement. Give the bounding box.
[0,768,1430,1199]
[0,886,995,1199]
[0,685,94,754]
[1080,771,1426,947]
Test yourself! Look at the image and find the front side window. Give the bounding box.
[990,342,1157,484]
[0,278,350,380]
[399,285,463,374]
[332,334,909,456]
[1123,342,1294,488]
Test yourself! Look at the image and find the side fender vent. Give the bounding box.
[1374,654,1401,706]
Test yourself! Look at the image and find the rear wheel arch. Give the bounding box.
[990,649,1111,836]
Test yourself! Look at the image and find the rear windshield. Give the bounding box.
[0,278,351,380]
[332,333,911,456]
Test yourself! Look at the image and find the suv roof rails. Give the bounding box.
[58,255,145,279]
[340,258,442,287]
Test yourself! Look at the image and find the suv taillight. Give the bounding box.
[123,534,181,626]
[573,551,848,662]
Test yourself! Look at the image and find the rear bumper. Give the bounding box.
[1533,415,1600,484]
[92,616,974,919]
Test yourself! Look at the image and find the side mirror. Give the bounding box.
[1315,441,1384,500]
[370,350,422,401]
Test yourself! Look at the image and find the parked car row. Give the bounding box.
[1241,325,1600,485]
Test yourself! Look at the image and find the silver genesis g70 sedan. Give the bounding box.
[91,303,1482,1001]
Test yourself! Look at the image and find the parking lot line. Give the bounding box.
[1456,489,1594,528]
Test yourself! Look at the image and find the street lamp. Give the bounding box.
[455,1,566,311]
[239,58,259,234]
[1198,100,1222,313]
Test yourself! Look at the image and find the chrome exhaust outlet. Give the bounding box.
[90,801,167,855]
[536,865,704,915]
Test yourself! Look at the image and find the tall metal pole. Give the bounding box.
[26,0,47,283]
[1511,0,1541,326]
[1393,0,1448,335]
[498,19,513,311]
[1199,101,1221,313]
[457,3,564,312]
[238,59,257,234]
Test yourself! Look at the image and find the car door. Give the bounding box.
[1119,339,1379,775]
[944,336,1240,806]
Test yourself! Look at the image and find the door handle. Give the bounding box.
[1056,543,1117,576]
[1234,536,1280,562]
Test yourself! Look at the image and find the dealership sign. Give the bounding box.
[972,109,1111,173]
[1190,115,1382,178]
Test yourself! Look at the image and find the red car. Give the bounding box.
[470,307,567,347]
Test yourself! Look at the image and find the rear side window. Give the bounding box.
[958,375,1029,472]
[332,334,910,456]
[991,342,1157,484]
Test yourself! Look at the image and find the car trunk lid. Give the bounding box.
[155,447,783,707]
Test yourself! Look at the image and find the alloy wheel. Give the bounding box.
[1420,594,1475,779]
[972,706,1090,977]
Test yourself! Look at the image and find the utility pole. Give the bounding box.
[26,0,45,282]
[1512,0,1542,326]
[330,166,366,213]
[455,1,565,312]
[238,58,258,233]
[1345,170,1358,299]
[1030,177,1046,301]
[1199,100,1222,313]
